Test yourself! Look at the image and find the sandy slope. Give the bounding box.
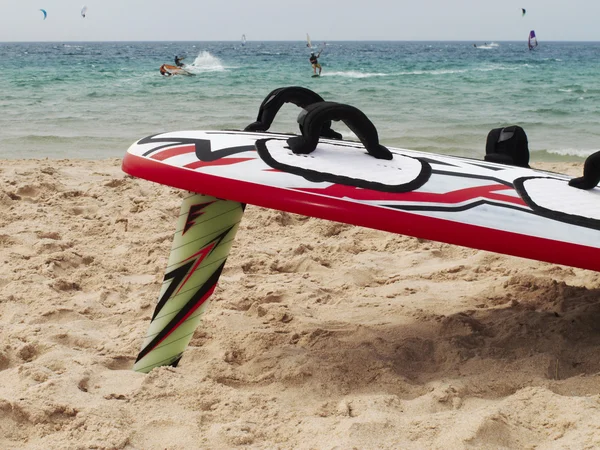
[1,159,600,449]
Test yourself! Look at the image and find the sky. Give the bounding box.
[1,1,599,42]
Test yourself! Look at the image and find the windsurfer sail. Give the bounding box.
[528,30,538,50]
[306,33,312,48]
[241,34,246,46]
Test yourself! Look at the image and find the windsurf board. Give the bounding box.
[160,64,195,76]
[123,130,600,273]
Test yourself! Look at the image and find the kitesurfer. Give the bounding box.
[174,55,185,67]
[309,51,322,76]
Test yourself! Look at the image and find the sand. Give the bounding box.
[1,158,600,449]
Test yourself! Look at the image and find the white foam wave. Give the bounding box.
[475,65,518,73]
[325,65,514,78]
[476,43,499,50]
[187,51,226,73]
[430,68,468,75]
[398,69,468,75]
[324,71,387,78]
[545,148,599,158]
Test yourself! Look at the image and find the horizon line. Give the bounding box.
[2,39,600,44]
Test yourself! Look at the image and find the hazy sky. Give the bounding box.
[2,1,599,42]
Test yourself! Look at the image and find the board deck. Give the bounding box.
[122,130,600,272]
[161,64,194,76]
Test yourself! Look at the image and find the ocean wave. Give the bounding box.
[531,108,571,116]
[542,148,599,159]
[17,135,93,143]
[397,65,517,75]
[187,51,227,73]
[474,64,519,73]
[475,43,499,50]
[323,71,388,78]
[397,68,475,76]
[557,86,600,95]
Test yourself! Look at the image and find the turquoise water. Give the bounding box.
[1,41,599,161]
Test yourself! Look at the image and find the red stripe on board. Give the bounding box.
[298,183,526,206]
[122,153,600,272]
[185,158,254,169]
[486,191,525,205]
[151,145,196,161]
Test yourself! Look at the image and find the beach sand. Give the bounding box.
[1,158,600,449]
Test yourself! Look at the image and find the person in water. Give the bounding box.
[174,55,185,67]
[309,51,322,75]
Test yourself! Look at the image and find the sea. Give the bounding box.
[1,40,599,161]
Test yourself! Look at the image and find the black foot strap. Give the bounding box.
[244,86,342,139]
[287,101,392,160]
[569,151,600,190]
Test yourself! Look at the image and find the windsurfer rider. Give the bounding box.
[309,51,322,76]
[174,55,185,67]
